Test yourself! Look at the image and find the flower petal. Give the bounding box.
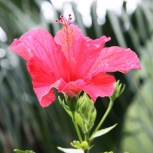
[19,29,57,63]
[54,24,110,79]
[22,29,70,80]
[89,47,141,76]
[27,57,56,87]
[34,87,55,107]
[27,57,60,107]
[73,36,110,79]
[9,39,32,60]
[54,24,83,61]
[58,79,86,97]
[10,29,70,81]
[83,73,116,101]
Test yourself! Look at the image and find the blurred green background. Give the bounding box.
[0,0,153,153]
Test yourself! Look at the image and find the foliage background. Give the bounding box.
[0,0,153,153]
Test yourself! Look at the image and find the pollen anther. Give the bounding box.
[55,14,72,27]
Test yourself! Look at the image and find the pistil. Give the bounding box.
[55,14,73,79]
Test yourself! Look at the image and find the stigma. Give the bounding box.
[55,14,72,27]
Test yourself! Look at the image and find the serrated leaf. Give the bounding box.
[92,124,117,139]
[57,147,84,153]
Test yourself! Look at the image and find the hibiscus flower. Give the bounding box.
[9,15,141,107]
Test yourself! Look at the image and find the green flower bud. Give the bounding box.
[77,93,97,133]
[71,140,88,150]
[110,80,125,102]
[58,92,97,134]
[58,94,81,112]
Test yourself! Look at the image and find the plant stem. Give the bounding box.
[84,133,88,141]
[84,149,89,153]
[72,111,83,142]
[90,98,114,139]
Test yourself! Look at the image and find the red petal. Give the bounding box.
[21,29,70,80]
[9,39,32,60]
[27,57,56,87]
[58,79,86,97]
[73,36,110,79]
[27,57,60,107]
[10,29,70,81]
[34,87,55,107]
[89,47,141,75]
[83,73,116,101]
[54,24,83,61]
[54,24,110,79]
[34,78,62,107]
[19,29,56,63]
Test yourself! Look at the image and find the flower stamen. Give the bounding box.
[55,14,72,27]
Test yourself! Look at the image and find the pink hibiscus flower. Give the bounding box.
[9,15,141,107]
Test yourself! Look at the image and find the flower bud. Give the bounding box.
[110,80,125,102]
[58,94,81,112]
[71,140,88,150]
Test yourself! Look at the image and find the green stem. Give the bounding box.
[84,133,88,141]
[84,149,89,153]
[72,111,83,142]
[90,98,114,139]
[84,132,90,153]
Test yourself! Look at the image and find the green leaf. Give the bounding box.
[92,124,117,139]
[57,147,84,153]
[14,149,35,153]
